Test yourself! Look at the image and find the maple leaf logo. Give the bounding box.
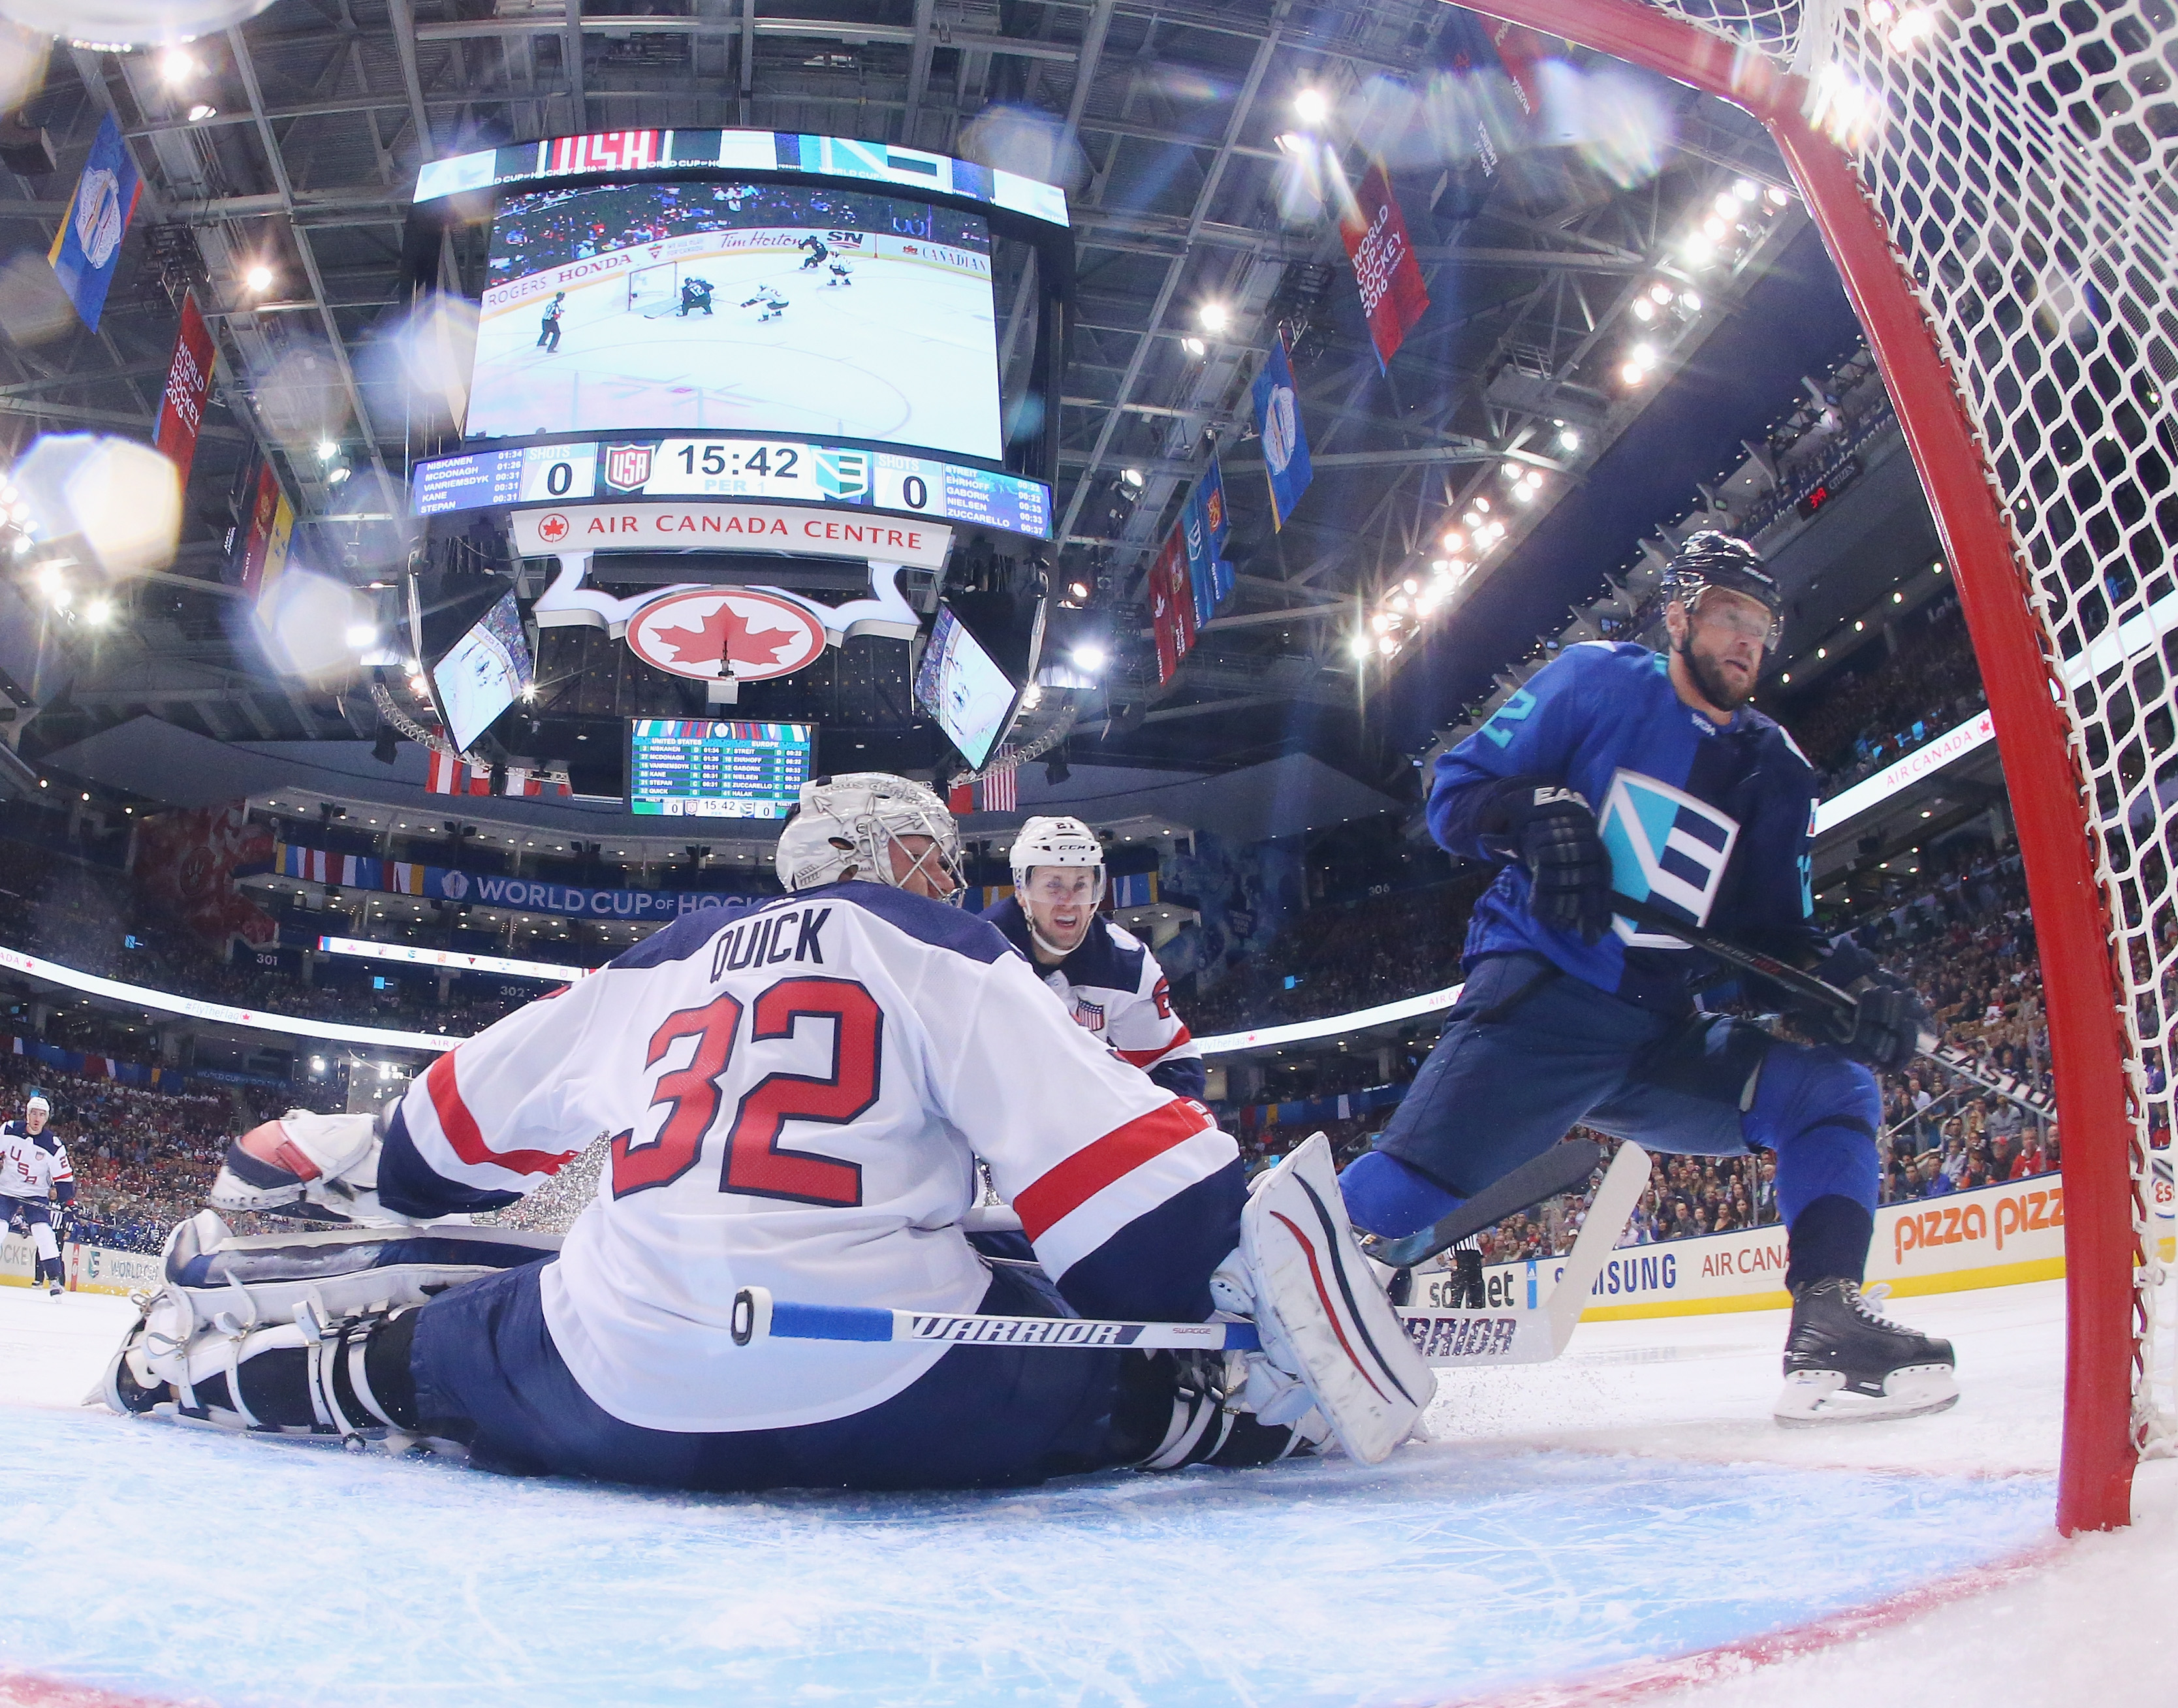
[635,592,824,682]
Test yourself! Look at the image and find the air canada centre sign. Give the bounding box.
[626,588,828,683]
[511,501,952,571]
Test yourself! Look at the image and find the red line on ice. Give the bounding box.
[1432,1537,2066,1707]
[0,1673,198,1707]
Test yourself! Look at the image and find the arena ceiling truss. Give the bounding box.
[0,0,1799,785]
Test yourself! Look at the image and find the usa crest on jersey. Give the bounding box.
[1071,998,1106,1034]
[1596,768,1740,949]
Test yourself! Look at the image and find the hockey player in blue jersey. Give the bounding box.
[1340,533,1956,1424]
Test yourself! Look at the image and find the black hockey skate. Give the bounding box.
[1774,1278,1957,1425]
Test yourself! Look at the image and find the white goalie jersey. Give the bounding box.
[377,883,1242,1433]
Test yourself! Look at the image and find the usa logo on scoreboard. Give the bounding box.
[602,443,655,492]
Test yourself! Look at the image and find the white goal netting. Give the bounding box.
[629,261,681,317]
[1603,0,2178,1455]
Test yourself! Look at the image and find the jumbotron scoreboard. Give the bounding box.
[394,125,1070,787]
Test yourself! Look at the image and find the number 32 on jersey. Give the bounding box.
[610,976,884,1207]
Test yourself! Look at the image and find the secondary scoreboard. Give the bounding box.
[628,719,813,819]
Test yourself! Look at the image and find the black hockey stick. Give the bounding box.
[1355,1137,1605,1270]
[1603,893,2061,1115]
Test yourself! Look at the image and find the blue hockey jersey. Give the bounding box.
[1429,641,1823,1012]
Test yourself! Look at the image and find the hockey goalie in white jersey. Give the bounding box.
[105,775,1428,1490]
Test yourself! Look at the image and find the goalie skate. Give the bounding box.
[1227,1133,1435,1464]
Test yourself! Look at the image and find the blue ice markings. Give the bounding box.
[1597,768,1740,947]
[1478,686,1538,748]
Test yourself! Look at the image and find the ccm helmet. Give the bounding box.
[774,773,964,901]
[1009,816,1105,956]
[1662,531,1784,648]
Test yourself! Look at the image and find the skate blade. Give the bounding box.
[1773,1365,1959,1427]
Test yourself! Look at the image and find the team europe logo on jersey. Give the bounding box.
[1595,768,1739,949]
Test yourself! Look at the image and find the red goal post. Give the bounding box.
[1468,0,2168,1532]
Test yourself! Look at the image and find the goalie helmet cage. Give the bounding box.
[1474,0,2173,1534]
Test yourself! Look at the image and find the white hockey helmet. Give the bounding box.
[1009,815,1105,900]
[25,1094,48,1113]
[774,772,964,902]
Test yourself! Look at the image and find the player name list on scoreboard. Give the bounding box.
[629,720,812,819]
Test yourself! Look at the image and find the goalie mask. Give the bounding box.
[1661,531,1784,650]
[774,773,964,902]
[1009,815,1105,957]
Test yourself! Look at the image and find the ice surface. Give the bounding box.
[0,1280,2168,1708]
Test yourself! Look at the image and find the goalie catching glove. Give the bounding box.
[1211,1133,1435,1464]
[208,1110,418,1227]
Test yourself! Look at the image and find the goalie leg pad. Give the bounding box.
[1229,1133,1436,1464]
[102,1211,555,1447]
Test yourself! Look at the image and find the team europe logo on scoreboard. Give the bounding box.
[603,443,656,492]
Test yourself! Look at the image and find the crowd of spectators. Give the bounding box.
[0,1054,336,1255]
[1773,600,1988,794]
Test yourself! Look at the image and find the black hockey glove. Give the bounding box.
[1492,780,1613,947]
[1833,983,1933,1072]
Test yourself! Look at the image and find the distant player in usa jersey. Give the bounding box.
[983,817,1205,1099]
[1340,535,1955,1425]
[1,1093,74,1295]
[105,776,1428,1484]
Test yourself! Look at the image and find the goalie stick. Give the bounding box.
[1355,1137,1604,1271]
[1607,892,2051,1117]
[733,1142,1651,1370]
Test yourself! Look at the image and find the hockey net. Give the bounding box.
[628,261,680,317]
[1482,0,2178,1527]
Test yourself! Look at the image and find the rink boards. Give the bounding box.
[1413,1169,2178,1320]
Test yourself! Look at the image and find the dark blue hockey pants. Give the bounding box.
[1374,953,1881,1286]
[408,1254,1156,1491]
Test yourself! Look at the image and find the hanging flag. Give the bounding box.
[152,291,215,486]
[232,458,294,598]
[947,782,973,815]
[1252,338,1313,531]
[1150,528,1187,684]
[979,764,1018,814]
[426,751,490,795]
[48,113,142,334]
[1339,161,1431,372]
[1181,458,1234,631]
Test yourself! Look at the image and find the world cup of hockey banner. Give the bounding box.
[232,459,295,599]
[47,113,142,334]
[1252,339,1313,531]
[1339,161,1430,372]
[153,292,215,485]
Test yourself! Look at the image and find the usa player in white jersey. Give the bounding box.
[1,1094,74,1295]
[983,817,1205,1099]
[104,776,1428,1486]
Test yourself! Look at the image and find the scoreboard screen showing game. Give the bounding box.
[913,603,1019,768]
[627,718,813,819]
[468,180,1001,461]
[430,591,534,751]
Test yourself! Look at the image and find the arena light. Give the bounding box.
[159,47,197,84]
[1197,301,1230,334]
[186,104,217,123]
[1557,427,1580,451]
[1180,336,1207,356]
[1293,86,1330,127]
[1069,641,1107,673]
